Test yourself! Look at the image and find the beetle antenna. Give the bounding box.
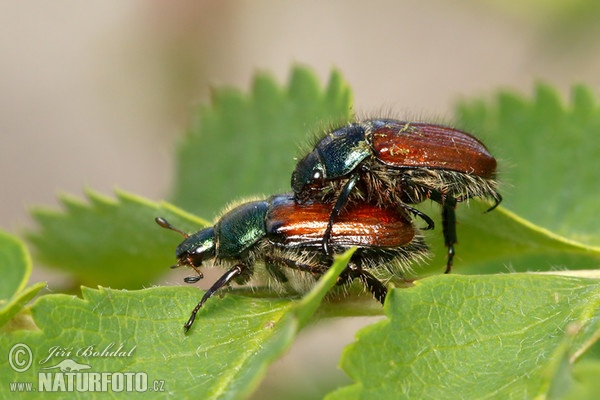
[155,217,189,238]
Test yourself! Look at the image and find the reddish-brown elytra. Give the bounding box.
[291,119,502,273]
[372,122,497,177]
[156,193,427,332]
[267,196,415,248]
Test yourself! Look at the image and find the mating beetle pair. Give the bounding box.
[292,119,502,273]
[158,118,501,331]
[157,194,427,331]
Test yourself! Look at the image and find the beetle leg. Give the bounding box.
[456,192,503,213]
[428,190,457,274]
[184,275,202,284]
[401,204,435,230]
[357,271,387,303]
[440,196,457,274]
[485,193,503,213]
[264,255,323,277]
[323,173,360,255]
[344,262,387,303]
[184,264,245,332]
[182,264,204,283]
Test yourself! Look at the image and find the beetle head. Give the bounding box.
[291,150,325,195]
[155,217,216,268]
[174,227,216,268]
[292,123,370,198]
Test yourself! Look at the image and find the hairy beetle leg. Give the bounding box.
[428,190,457,274]
[440,196,457,274]
[342,263,388,303]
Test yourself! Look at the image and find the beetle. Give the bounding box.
[156,193,427,331]
[291,119,501,273]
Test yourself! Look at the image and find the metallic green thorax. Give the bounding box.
[318,124,369,177]
[215,200,269,258]
[291,123,370,191]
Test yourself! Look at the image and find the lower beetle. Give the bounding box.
[156,193,427,331]
[291,119,502,273]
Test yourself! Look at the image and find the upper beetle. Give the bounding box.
[156,193,427,332]
[291,119,501,273]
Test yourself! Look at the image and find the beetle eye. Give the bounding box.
[312,164,326,181]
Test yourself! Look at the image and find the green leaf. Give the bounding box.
[27,190,209,289]
[0,230,31,299]
[0,250,350,399]
[170,65,353,217]
[0,230,45,329]
[564,360,600,400]
[18,68,600,398]
[416,201,600,275]
[328,274,600,399]
[456,84,600,247]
